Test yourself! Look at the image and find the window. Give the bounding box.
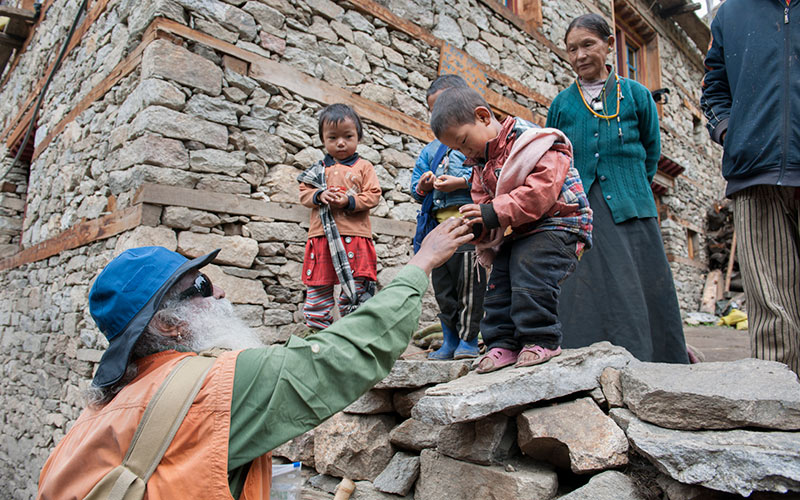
[476,0,542,30]
[614,0,661,92]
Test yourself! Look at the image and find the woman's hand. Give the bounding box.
[409,217,474,274]
[433,175,467,193]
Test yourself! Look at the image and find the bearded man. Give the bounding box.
[37,217,474,499]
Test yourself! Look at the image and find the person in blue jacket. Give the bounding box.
[701,0,800,377]
[411,74,487,360]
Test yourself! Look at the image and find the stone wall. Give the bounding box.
[0,0,725,494]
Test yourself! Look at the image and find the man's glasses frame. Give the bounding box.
[178,273,214,300]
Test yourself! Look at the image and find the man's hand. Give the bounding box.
[433,175,467,193]
[417,171,435,193]
[458,204,483,226]
[409,217,474,274]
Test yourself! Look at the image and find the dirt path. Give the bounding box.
[684,325,750,362]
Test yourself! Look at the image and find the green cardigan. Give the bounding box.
[546,75,661,223]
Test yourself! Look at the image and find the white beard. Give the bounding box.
[179,298,266,352]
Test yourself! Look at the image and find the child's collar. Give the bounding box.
[323,152,360,167]
[485,117,518,162]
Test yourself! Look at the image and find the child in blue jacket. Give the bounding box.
[411,75,487,360]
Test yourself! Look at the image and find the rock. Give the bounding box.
[162,207,220,229]
[114,226,177,254]
[344,390,393,414]
[415,449,557,500]
[389,418,441,452]
[189,149,247,175]
[413,342,633,425]
[273,430,315,467]
[373,359,471,389]
[626,414,800,496]
[437,413,515,465]
[600,367,623,408]
[314,413,395,481]
[130,106,228,149]
[432,14,464,48]
[306,0,343,20]
[202,264,268,304]
[656,474,722,500]
[352,481,411,500]
[246,221,307,243]
[174,0,257,40]
[589,387,607,407]
[684,311,718,325]
[373,451,420,496]
[517,398,628,473]
[141,39,223,96]
[185,94,248,126]
[242,1,285,30]
[115,78,185,126]
[242,129,286,164]
[607,407,636,432]
[117,134,188,170]
[264,164,304,203]
[177,231,258,268]
[621,358,800,430]
[392,387,428,418]
[558,470,647,499]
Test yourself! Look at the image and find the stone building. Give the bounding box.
[0,0,722,495]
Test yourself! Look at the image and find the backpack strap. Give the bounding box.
[430,143,449,175]
[107,355,215,498]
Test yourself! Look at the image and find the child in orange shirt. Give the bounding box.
[297,104,382,330]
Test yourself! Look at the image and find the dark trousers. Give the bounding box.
[432,248,487,342]
[481,230,579,351]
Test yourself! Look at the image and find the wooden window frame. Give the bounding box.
[616,22,647,85]
[613,0,662,94]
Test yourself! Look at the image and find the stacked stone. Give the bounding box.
[280,343,800,499]
[0,155,26,257]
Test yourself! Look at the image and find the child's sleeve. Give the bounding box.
[410,147,431,203]
[299,182,322,208]
[449,150,471,189]
[347,161,382,212]
[470,168,491,205]
[489,148,570,228]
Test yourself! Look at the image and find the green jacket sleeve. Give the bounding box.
[226,265,428,470]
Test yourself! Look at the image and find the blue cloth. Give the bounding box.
[412,143,449,253]
[701,0,800,196]
[88,246,220,387]
[410,139,472,209]
[480,231,579,351]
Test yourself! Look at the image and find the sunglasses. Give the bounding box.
[178,273,214,300]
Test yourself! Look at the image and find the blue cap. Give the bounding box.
[88,246,220,388]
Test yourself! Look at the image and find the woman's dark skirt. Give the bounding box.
[558,184,689,363]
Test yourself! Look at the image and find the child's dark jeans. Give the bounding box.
[480,230,580,351]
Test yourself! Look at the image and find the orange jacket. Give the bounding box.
[299,157,382,239]
[37,351,272,500]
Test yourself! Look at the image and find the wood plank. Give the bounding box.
[31,21,160,159]
[700,269,722,314]
[0,204,143,271]
[484,89,541,124]
[724,229,736,292]
[666,252,707,270]
[151,18,435,143]
[0,0,53,89]
[2,0,112,146]
[135,183,416,238]
[0,6,37,23]
[343,0,442,48]
[0,32,25,49]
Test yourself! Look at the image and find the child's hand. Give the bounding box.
[417,171,435,193]
[459,204,483,226]
[433,175,467,193]
[328,193,349,209]
[318,189,339,206]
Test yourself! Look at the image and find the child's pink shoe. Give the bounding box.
[475,347,519,374]
[514,345,561,368]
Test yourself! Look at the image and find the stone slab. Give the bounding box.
[177,231,258,268]
[415,449,557,500]
[437,413,515,465]
[389,418,441,452]
[373,359,471,389]
[622,358,800,430]
[626,414,800,496]
[558,470,647,499]
[314,413,395,481]
[413,343,633,425]
[372,451,420,496]
[344,390,393,414]
[517,398,628,474]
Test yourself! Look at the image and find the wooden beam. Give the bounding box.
[0,204,143,271]
[1,0,112,146]
[343,0,442,48]
[134,183,416,238]
[0,6,37,23]
[151,18,435,143]
[0,32,24,49]
[666,252,707,269]
[31,20,161,159]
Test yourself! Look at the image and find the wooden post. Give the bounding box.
[724,229,737,292]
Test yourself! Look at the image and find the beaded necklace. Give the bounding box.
[576,72,625,142]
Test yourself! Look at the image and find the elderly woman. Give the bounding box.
[546,13,688,363]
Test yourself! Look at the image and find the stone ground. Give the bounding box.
[684,325,750,362]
